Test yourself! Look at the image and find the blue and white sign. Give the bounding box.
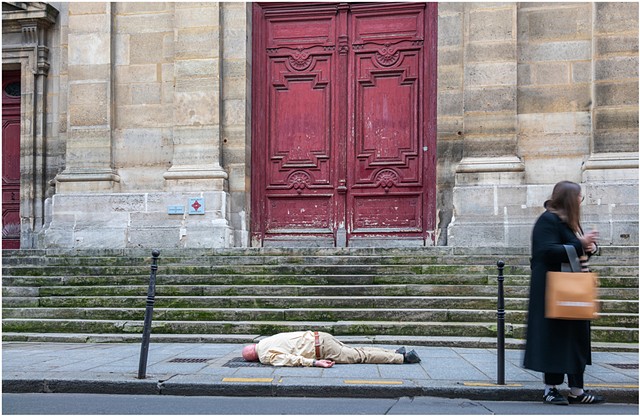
[188,198,205,215]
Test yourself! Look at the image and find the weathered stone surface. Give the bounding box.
[517,85,591,114]
[519,41,591,62]
[463,135,517,158]
[523,6,591,41]
[68,33,110,65]
[113,129,172,167]
[116,104,173,129]
[438,91,463,116]
[596,36,639,57]
[68,14,109,33]
[468,8,514,43]
[518,112,591,134]
[68,105,108,127]
[175,29,219,60]
[465,62,516,87]
[596,82,639,107]
[464,113,516,135]
[594,131,640,153]
[465,86,516,113]
[115,65,158,83]
[438,14,463,47]
[69,3,107,15]
[438,49,463,67]
[115,13,174,34]
[130,33,168,64]
[465,43,516,63]
[524,156,584,185]
[595,2,639,34]
[571,61,591,83]
[595,57,639,81]
[594,108,639,131]
[532,62,570,85]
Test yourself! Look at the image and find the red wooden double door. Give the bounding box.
[252,2,437,246]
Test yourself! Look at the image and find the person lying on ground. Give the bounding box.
[241,330,421,367]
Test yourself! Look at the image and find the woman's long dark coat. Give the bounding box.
[523,210,592,375]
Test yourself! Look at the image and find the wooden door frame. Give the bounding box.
[250,2,437,247]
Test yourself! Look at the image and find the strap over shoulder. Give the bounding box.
[563,244,581,272]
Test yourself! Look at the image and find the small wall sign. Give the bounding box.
[167,205,185,215]
[188,198,205,215]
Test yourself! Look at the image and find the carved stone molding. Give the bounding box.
[2,2,59,247]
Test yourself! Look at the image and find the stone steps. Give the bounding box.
[2,318,637,343]
[3,274,637,288]
[2,307,636,328]
[4,264,638,277]
[2,247,638,347]
[3,294,638,313]
[3,283,637,299]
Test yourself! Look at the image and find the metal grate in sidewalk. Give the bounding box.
[608,363,638,369]
[223,357,266,368]
[168,358,211,363]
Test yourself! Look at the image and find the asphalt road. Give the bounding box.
[3,393,639,415]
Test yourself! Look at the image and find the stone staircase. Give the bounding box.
[2,247,638,350]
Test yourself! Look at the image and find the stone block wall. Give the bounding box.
[6,2,635,249]
[443,2,638,247]
[43,2,251,248]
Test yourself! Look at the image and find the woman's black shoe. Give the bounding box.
[543,388,569,405]
[568,391,605,404]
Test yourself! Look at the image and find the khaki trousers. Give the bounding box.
[317,332,404,364]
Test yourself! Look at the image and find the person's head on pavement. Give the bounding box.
[242,344,259,362]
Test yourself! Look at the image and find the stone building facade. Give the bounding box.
[2,2,638,249]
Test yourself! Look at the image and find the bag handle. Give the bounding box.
[563,244,581,272]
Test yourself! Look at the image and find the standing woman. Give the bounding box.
[523,181,605,405]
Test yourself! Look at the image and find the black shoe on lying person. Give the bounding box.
[403,349,421,364]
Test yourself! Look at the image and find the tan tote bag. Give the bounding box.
[545,245,599,320]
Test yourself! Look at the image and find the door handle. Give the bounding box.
[337,180,347,194]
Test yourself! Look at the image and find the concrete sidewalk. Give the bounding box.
[3,340,638,403]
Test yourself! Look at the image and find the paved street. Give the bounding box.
[4,393,639,415]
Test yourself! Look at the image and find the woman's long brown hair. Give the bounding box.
[546,181,582,232]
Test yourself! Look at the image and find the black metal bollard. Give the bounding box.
[138,250,160,379]
[496,260,505,385]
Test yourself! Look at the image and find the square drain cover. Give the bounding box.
[608,363,638,369]
[224,357,267,368]
[168,358,211,363]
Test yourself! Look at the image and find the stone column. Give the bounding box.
[55,2,120,192]
[163,2,228,188]
[162,2,232,247]
[455,3,522,185]
[436,3,464,245]
[582,2,638,245]
[221,2,251,247]
[448,3,523,246]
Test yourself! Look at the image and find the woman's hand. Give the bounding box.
[579,230,599,250]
